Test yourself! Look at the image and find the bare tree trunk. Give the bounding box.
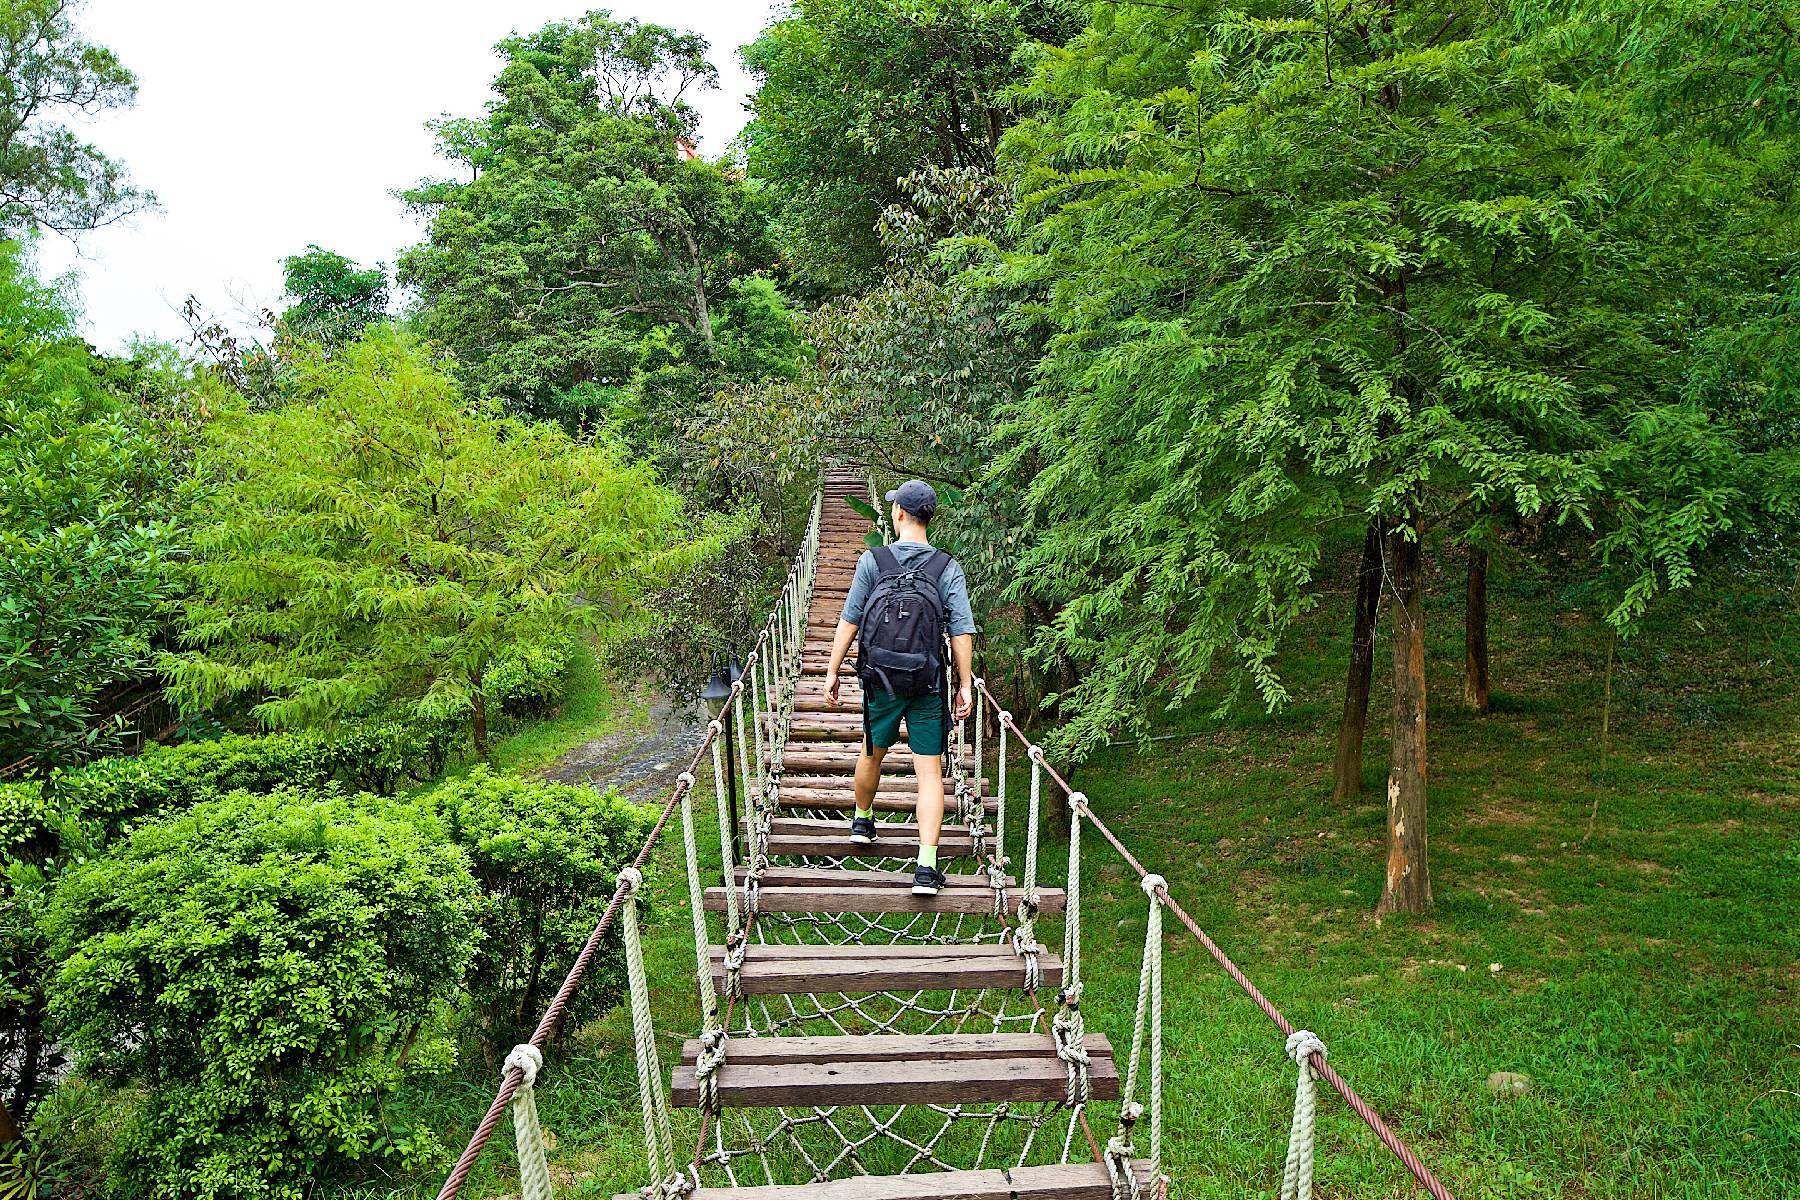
[1333,522,1383,799]
[1376,515,1433,916]
[1464,545,1490,712]
[0,1098,15,1144]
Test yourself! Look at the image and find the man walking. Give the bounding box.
[822,480,975,896]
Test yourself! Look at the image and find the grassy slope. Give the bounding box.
[368,554,1798,1200]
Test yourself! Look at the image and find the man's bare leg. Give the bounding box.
[853,744,888,813]
[912,752,945,853]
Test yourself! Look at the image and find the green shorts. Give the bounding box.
[863,688,949,757]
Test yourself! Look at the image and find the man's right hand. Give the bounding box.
[824,667,842,707]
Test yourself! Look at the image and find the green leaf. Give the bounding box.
[843,495,879,522]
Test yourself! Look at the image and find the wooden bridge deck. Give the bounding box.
[679,468,1097,1197]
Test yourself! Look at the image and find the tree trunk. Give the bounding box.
[1333,522,1383,799]
[1464,545,1490,713]
[472,688,490,759]
[1376,515,1433,916]
[679,222,714,345]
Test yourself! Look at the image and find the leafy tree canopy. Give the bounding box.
[0,0,152,235]
[741,0,1083,294]
[164,328,745,755]
[993,0,1779,754]
[278,244,389,349]
[0,243,196,779]
[399,10,785,438]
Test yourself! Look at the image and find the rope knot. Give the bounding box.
[503,1042,543,1089]
[617,865,644,893]
[707,720,723,736]
[1285,1029,1326,1070]
[1067,789,1087,813]
[676,771,698,789]
[1140,873,1167,900]
[1000,710,1014,726]
[1028,744,1047,765]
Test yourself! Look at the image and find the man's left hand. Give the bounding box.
[953,682,973,722]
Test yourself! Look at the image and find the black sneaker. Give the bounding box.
[849,815,877,846]
[911,861,946,896]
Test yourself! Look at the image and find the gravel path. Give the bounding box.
[537,690,709,803]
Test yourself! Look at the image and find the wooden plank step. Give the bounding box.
[612,1163,1146,1200]
[759,817,974,858]
[611,1162,1130,1200]
[706,941,1062,995]
[778,788,994,814]
[706,865,1061,914]
[670,1032,1117,1108]
[783,750,975,774]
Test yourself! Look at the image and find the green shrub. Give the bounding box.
[44,787,480,1200]
[486,638,572,718]
[41,720,455,838]
[430,766,654,1060]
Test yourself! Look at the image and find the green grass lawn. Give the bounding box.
[360,552,1799,1200]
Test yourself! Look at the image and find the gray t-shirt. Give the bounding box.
[840,541,977,637]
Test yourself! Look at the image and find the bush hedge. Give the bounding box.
[44,787,480,1200]
[430,766,654,1059]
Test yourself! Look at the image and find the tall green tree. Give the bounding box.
[0,244,191,781]
[277,244,389,349]
[0,0,152,235]
[742,0,1083,293]
[399,11,780,436]
[165,329,741,755]
[996,1,1763,913]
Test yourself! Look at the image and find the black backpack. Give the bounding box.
[855,545,952,698]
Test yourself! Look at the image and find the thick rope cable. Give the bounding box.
[1280,1031,1327,1200]
[619,865,679,1189]
[977,682,1459,1200]
[1052,791,1090,1106]
[503,1044,552,1200]
[680,769,722,1030]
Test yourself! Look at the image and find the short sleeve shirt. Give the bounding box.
[840,541,977,637]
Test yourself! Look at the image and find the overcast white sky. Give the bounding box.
[36,1,775,352]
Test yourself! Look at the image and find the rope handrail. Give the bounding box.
[973,679,1458,1200]
[433,519,820,1200]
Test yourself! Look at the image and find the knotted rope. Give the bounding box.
[619,865,682,1194]
[504,1043,552,1200]
[1011,748,1046,986]
[1052,790,1090,1105]
[1280,1030,1327,1200]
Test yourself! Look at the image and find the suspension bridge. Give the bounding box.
[434,466,1459,1200]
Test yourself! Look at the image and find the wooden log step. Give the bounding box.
[758,817,974,858]
[611,1162,1134,1200]
[670,1032,1117,1108]
[706,941,1062,995]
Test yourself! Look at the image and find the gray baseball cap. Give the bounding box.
[885,479,938,520]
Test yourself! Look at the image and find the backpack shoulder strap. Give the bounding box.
[919,548,953,584]
[869,544,902,576]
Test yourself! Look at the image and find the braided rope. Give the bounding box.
[678,770,722,1031]
[619,866,676,1187]
[1280,1031,1327,1200]
[503,1044,553,1200]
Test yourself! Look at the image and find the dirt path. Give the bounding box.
[538,689,709,803]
